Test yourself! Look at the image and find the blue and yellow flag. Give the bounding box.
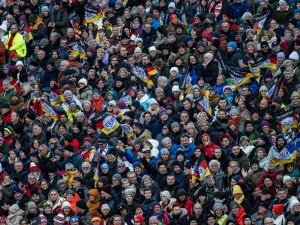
[273,133,300,165]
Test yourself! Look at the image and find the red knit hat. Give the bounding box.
[30,162,39,172]
[10,51,18,58]
[272,204,284,215]
[134,215,145,223]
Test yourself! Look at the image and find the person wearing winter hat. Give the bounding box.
[232,185,251,214]
[272,204,285,224]
[213,202,227,225]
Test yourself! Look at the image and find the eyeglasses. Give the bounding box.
[82,167,90,169]
[66,169,74,172]
[118,165,125,168]
[144,151,151,153]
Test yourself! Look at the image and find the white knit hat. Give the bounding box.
[0,23,7,32]
[78,78,87,85]
[16,61,24,67]
[62,201,72,209]
[170,67,179,73]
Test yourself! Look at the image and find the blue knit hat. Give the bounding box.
[228,41,237,50]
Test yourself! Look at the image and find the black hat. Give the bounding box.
[1,103,10,108]
[272,96,283,105]
[260,201,270,209]
[250,158,259,165]
[198,188,207,196]
[29,60,39,67]
[20,147,30,156]
[118,203,128,211]
[28,14,37,22]
[30,189,39,196]
[177,188,187,196]
[76,199,87,210]
[63,145,74,152]
[14,124,24,135]
[47,164,57,173]
[172,161,181,168]
[212,39,220,48]
[261,188,272,195]
[87,123,97,131]
[271,41,280,48]
[26,112,36,121]
[123,111,135,118]
[102,186,112,195]
[260,41,269,48]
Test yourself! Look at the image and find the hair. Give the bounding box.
[162,137,172,145]
[209,160,221,169]
[65,163,74,170]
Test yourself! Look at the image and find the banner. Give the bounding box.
[265,74,284,100]
[277,110,298,134]
[273,133,300,164]
[180,72,192,93]
[120,123,134,139]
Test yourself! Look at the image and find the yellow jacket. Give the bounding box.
[4,32,27,58]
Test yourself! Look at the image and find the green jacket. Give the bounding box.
[4,32,27,58]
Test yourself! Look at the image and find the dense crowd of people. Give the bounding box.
[1,0,300,224]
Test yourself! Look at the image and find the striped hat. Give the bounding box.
[53,213,65,224]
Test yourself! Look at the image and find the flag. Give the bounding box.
[198,90,212,116]
[251,58,277,71]
[41,100,60,121]
[227,68,250,87]
[69,11,79,32]
[180,72,192,94]
[120,123,134,139]
[70,43,86,59]
[131,65,155,86]
[253,13,268,35]
[277,110,298,134]
[96,114,120,135]
[273,133,300,165]
[265,75,284,100]
[84,4,104,26]
[50,86,65,106]
[145,63,158,76]
[192,155,210,183]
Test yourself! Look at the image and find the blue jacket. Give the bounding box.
[179,143,196,158]
[214,83,227,96]
[230,2,249,22]
[124,149,157,169]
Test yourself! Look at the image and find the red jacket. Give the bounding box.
[2,109,14,124]
[174,197,194,216]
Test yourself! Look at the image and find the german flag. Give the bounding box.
[50,85,65,106]
[192,155,210,183]
[145,63,158,76]
[131,65,155,87]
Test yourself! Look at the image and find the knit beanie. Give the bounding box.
[213,202,224,211]
[272,204,284,215]
[53,213,65,224]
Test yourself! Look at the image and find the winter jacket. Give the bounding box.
[6,208,24,225]
[30,17,47,42]
[199,60,219,86]
[4,32,27,57]
[138,28,157,48]
[60,152,85,172]
[272,7,293,26]
[77,85,93,104]
[78,210,93,225]
[87,189,100,215]
[229,150,250,170]
[51,8,69,37]
[230,1,249,22]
